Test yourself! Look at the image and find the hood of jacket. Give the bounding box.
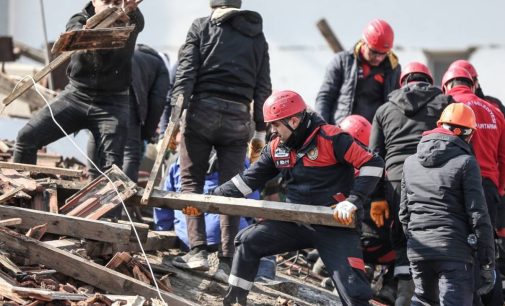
[389,82,444,116]
[211,8,263,37]
[416,127,472,167]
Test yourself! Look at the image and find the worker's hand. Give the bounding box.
[370,200,390,228]
[248,131,266,164]
[332,200,357,225]
[182,206,202,217]
[477,265,496,295]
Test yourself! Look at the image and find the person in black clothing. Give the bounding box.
[400,103,495,305]
[14,0,143,178]
[315,19,401,125]
[369,62,453,305]
[87,44,170,183]
[171,0,272,282]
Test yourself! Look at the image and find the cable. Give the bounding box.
[11,76,167,304]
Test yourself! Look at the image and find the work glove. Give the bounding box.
[248,131,266,164]
[370,200,390,228]
[332,200,357,225]
[477,265,496,295]
[182,206,202,217]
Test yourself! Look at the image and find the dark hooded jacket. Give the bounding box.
[315,42,401,125]
[66,2,144,94]
[131,45,170,141]
[171,9,271,130]
[369,82,452,181]
[399,128,494,266]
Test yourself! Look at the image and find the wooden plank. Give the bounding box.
[316,18,344,53]
[0,273,29,304]
[0,218,21,227]
[0,205,147,243]
[132,189,354,228]
[0,169,37,192]
[51,26,134,53]
[0,161,83,178]
[0,226,197,306]
[0,185,24,204]
[141,94,184,205]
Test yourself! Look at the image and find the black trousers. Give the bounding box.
[180,97,251,257]
[14,85,129,177]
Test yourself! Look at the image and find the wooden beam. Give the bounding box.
[0,205,147,243]
[0,226,197,306]
[131,189,353,228]
[51,26,135,53]
[0,218,21,227]
[316,18,344,53]
[0,161,82,178]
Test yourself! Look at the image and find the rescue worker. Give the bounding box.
[211,90,384,306]
[400,103,495,305]
[170,0,272,283]
[442,67,505,306]
[369,62,453,305]
[316,19,401,124]
[14,0,143,176]
[449,60,505,115]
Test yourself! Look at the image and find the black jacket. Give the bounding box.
[131,45,170,141]
[370,82,453,181]
[315,42,401,125]
[171,9,271,131]
[399,129,494,266]
[66,2,144,94]
[214,113,384,213]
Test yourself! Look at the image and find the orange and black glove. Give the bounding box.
[370,200,390,228]
[182,206,202,217]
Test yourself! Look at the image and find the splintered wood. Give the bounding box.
[51,26,135,53]
[60,165,137,220]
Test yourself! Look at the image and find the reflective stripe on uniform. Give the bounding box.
[231,175,253,196]
[228,274,254,291]
[394,265,410,276]
[358,166,383,177]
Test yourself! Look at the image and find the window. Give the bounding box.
[423,48,476,85]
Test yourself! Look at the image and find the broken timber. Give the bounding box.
[0,226,197,306]
[0,161,83,178]
[132,189,354,228]
[316,18,344,53]
[0,205,147,243]
[51,26,135,53]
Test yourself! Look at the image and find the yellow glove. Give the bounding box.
[182,206,202,217]
[332,200,357,225]
[370,200,390,228]
[248,133,266,163]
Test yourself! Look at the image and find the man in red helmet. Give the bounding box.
[442,66,505,306]
[369,62,453,305]
[213,90,384,305]
[316,19,401,125]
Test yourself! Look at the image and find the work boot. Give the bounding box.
[213,257,232,283]
[395,278,414,306]
[172,247,209,271]
[223,285,248,306]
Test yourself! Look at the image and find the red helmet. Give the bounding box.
[338,115,372,146]
[441,67,474,93]
[400,62,433,85]
[362,19,394,53]
[263,90,307,123]
[449,60,478,79]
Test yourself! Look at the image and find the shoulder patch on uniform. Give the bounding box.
[307,147,318,160]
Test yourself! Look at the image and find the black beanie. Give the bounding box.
[210,0,242,8]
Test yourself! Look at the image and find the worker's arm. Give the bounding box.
[170,19,202,112]
[213,143,280,198]
[497,116,505,196]
[333,132,384,209]
[463,157,495,267]
[315,53,344,124]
